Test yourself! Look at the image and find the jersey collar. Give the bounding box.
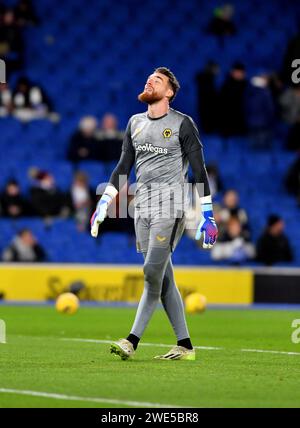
[147,111,169,121]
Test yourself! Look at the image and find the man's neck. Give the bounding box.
[147,99,169,119]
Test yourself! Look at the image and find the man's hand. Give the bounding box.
[195,203,218,249]
[90,194,112,238]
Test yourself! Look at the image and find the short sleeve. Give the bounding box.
[179,116,203,155]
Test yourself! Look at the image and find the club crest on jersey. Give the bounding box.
[163,128,172,139]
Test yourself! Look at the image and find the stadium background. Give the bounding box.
[1,0,300,304]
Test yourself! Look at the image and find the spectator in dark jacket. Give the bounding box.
[0,9,23,73]
[0,179,29,217]
[245,72,275,148]
[279,84,300,151]
[67,116,98,162]
[285,155,300,205]
[256,215,293,266]
[13,76,54,121]
[281,28,300,84]
[195,61,220,133]
[2,229,46,262]
[219,62,247,136]
[207,4,236,37]
[14,0,38,26]
[95,113,124,161]
[29,168,71,219]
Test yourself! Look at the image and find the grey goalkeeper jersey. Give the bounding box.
[122,108,206,216]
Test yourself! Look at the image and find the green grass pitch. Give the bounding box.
[0,305,300,408]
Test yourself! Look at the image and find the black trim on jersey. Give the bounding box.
[179,116,203,153]
[121,119,134,153]
[147,112,169,121]
[179,116,211,197]
[188,149,211,197]
[170,217,180,252]
[108,119,135,191]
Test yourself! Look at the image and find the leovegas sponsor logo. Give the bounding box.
[136,142,168,155]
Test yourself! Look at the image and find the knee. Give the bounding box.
[143,263,162,297]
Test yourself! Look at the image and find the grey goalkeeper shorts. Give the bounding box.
[134,212,186,254]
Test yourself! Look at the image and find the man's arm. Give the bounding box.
[180,116,210,196]
[91,119,135,237]
[179,116,218,248]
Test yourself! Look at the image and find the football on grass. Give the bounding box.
[185,292,207,314]
[55,292,79,315]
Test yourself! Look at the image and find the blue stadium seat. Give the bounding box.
[1,0,300,265]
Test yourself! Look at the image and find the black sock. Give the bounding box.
[177,338,193,350]
[126,334,140,350]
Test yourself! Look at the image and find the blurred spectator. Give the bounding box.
[268,72,284,102]
[195,61,220,133]
[219,62,247,136]
[0,2,5,16]
[282,29,300,84]
[279,84,300,150]
[207,4,236,37]
[207,164,223,197]
[211,217,255,264]
[67,116,98,162]
[256,215,293,266]
[2,229,46,262]
[71,171,93,231]
[245,72,275,149]
[285,155,300,205]
[0,82,13,116]
[217,190,249,240]
[29,168,71,219]
[0,179,29,218]
[95,113,124,161]
[12,77,56,122]
[14,0,38,26]
[0,8,23,73]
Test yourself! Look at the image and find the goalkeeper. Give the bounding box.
[91,67,217,361]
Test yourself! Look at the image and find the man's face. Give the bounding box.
[224,190,238,209]
[138,72,173,104]
[21,231,35,246]
[270,220,284,236]
[6,183,19,196]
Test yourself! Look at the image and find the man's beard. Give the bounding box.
[138,90,163,104]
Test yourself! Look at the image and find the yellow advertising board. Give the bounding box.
[0,264,253,304]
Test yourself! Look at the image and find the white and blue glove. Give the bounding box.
[195,199,218,249]
[91,185,118,238]
[90,194,112,238]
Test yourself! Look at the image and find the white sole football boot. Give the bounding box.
[154,345,196,360]
[110,339,135,360]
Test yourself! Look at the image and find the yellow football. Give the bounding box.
[185,292,207,314]
[55,292,79,315]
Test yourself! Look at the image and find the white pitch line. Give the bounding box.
[61,338,300,356]
[0,388,180,408]
[241,349,300,356]
[61,338,223,351]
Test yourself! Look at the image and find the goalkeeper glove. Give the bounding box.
[91,185,118,238]
[195,198,218,249]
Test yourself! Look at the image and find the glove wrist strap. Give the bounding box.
[97,184,118,210]
[104,184,118,199]
[200,195,213,216]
